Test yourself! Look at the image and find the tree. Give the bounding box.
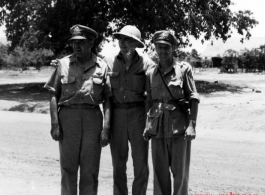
[191,49,199,59]
[222,49,238,72]
[0,0,259,55]
[0,44,8,68]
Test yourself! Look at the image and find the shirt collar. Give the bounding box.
[154,57,178,75]
[69,53,99,70]
[117,50,140,64]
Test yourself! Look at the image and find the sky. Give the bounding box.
[1,0,264,53]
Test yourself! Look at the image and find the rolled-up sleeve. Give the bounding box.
[183,65,200,103]
[44,66,62,97]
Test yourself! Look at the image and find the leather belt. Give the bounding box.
[113,101,144,109]
[60,104,98,109]
[153,100,179,110]
[153,99,178,106]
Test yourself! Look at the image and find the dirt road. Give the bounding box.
[0,69,265,195]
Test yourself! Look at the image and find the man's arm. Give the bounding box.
[143,71,153,141]
[100,97,111,147]
[184,99,199,141]
[50,94,63,141]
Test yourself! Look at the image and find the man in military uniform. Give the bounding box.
[44,24,112,195]
[104,25,155,195]
[143,30,200,195]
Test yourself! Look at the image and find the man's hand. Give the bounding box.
[184,124,196,141]
[100,127,110,147]
[143,129,151,141]
[50,59,59,67]
[50,123,63,141]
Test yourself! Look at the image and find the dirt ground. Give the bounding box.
[0,68,265,195]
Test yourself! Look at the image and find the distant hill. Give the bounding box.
[201,37,265,58]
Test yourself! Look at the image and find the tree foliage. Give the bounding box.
[221,46,265,73]
[0,0,259,55]
[5,47,53,70]
[190,49,199,59]
[0,44,8,68]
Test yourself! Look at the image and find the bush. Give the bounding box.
[5,47,54,70]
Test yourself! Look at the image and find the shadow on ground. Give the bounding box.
[0,80,244,114]
[0,82,49,101]
[0,82,50,113]
[196,80,243,94]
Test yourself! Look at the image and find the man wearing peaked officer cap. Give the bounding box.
[104,25,155,195]
[44,24,112,195]
[143,30,200,195]
[69,24,98,40]
[152,30,178,47]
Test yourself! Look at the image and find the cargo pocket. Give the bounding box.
[61,76,76,98]
[168,109,188,135]
[108,72,120,89]
[146,107,161,136]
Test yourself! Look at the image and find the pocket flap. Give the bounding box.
[107,72,119,77]
[62,76,75,84]
[169,78,183,88]
[147,107,161,118]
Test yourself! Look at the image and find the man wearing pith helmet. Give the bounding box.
[143,30,200,195]
[104,25,155,195]
[44,24,112,195]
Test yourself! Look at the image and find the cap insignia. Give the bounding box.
[73,26,81,35]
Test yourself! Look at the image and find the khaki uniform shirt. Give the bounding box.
[44,53,112,106]
[104,51,155,103]
[146,58,200,138]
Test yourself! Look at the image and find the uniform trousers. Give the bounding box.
[110,105,149,195]
[151,137,191,195]
[59,106,103,195]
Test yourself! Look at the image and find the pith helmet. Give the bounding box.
[114,25,145,48]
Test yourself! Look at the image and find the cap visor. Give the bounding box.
[154,40,172,46]
[70,36,87,40]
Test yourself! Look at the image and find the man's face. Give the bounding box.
[155,43,173,61]
[71,39,94,57]
[117,35,137,54]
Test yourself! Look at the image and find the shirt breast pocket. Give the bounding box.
[132,74,145,93]
[108,72,120,89]
[168,77,183,98]
[61,76,76,98]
